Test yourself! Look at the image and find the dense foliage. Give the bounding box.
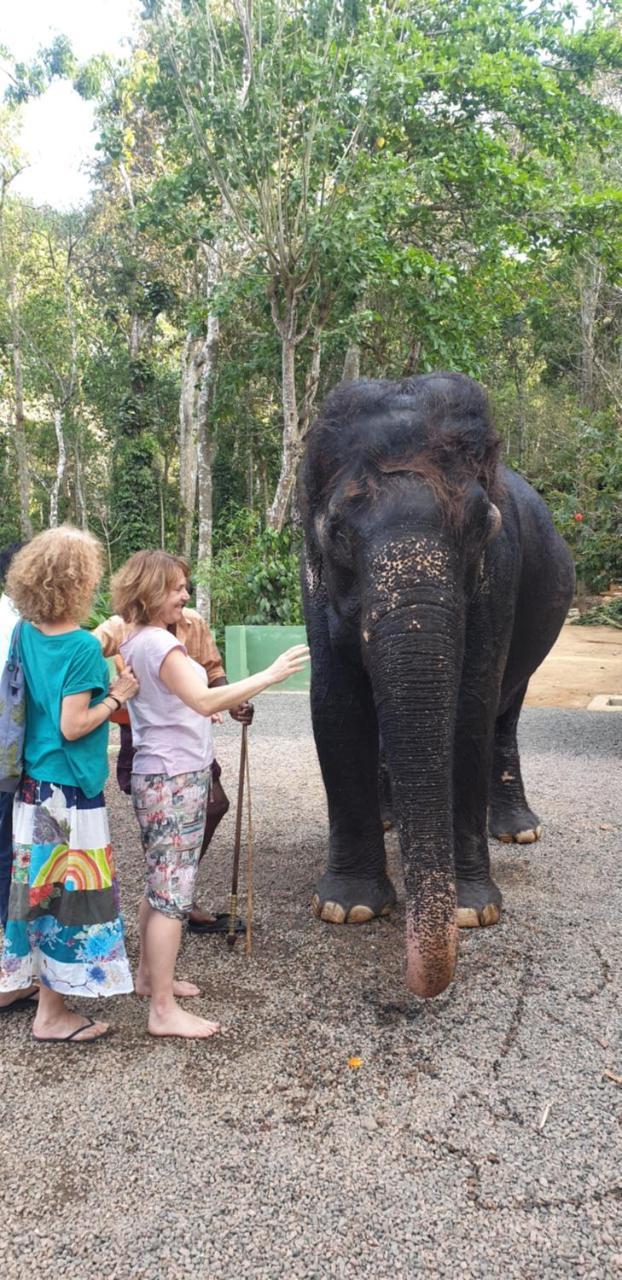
[1,0,621,619]
[197,510,303,644]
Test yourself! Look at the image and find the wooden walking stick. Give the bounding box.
[227,723,248,949]
[244,737,254,955]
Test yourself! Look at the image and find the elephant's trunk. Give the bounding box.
[363,535,462,998]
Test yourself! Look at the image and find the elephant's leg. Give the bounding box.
[309,637,396,925]
[489,682,541,844]
[453,690,503,930]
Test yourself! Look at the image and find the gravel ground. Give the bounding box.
[1,697,620,1279]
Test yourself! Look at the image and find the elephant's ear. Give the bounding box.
[485,502,502,542]
[315,506,355,570]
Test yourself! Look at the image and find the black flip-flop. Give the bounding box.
[0,987,40,1015]
[32,1015,112,1045]
[187,912,245,936]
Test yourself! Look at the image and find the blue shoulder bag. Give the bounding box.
[0,621,25,792]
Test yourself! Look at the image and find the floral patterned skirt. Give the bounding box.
[0,776,133,998]
[131,769,210,920]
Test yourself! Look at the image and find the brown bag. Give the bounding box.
[206,759,229,818]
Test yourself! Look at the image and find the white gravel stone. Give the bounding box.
[0,700,620,1279]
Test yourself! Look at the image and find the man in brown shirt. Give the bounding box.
[95,606,253,933]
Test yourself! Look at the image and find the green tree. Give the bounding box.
[141,0,622,527]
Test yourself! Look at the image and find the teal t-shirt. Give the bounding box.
[20,623,110,798]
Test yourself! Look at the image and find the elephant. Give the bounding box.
[299,372,575,999]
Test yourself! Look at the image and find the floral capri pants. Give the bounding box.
[131,769,210,919]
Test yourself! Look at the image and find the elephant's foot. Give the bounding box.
[489,801,542,845]
[455,876,502,929]
[311,872,397,924]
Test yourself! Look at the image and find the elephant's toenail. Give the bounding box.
[320,901,347,924]
[347,905,375,923]
[479,904,501,926]
[456,907,480,928]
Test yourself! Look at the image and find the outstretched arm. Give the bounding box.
[159,645,309,716]
[209,676,255,725]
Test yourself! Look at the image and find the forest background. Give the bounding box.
[1,0,621,638]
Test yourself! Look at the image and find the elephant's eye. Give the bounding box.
[331,525,355,568]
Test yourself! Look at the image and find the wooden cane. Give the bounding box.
[227,723,247,949]
[244,739,253,955]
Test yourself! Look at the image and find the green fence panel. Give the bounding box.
[225,625,309,691]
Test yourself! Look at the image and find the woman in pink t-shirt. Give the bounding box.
[111,550,308,1041]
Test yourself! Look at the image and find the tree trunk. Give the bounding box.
[299,331,323,438]
[74,429,87,529]
[513,358,526,468]
[579,257,602,410]
[100,516,114,577]
[187,242,223,621]
[402,338,422,377]
[178,333,203,559]
[64,273,83,525]
[342,342,360,381]
[248,440,254,511]
[158,474,165,548]
[343,299,367,381]
[10,289,33,539]
[196,306,220,622]
[259,455,270,517]
[268,328,301,530]
[268,296,323,531]
[50,407,66,528]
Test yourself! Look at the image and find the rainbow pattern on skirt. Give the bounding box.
[0,777,132,998]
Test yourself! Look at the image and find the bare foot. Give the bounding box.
[0,984,39,1010]
[171,979,201,997]
[135,975,201,998]
[32,1010,110,1042]
[148,1003,220,1040]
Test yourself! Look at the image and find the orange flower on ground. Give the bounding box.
[347,1056,363,1070]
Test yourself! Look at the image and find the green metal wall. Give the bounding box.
[225,625,310,691]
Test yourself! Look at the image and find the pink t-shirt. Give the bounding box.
[120,627,214,776]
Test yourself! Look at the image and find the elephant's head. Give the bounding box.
[301,373,503,997]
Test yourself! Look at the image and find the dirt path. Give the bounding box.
[524,622,622,709]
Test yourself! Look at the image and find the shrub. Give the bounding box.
[572,598,622,628]
[85,587,113,630]
[526,411,622,593]
[198,509,303,636]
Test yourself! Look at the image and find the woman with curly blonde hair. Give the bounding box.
[0,526,138,1044]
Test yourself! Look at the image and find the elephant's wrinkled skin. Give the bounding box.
[299,373,574,998]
